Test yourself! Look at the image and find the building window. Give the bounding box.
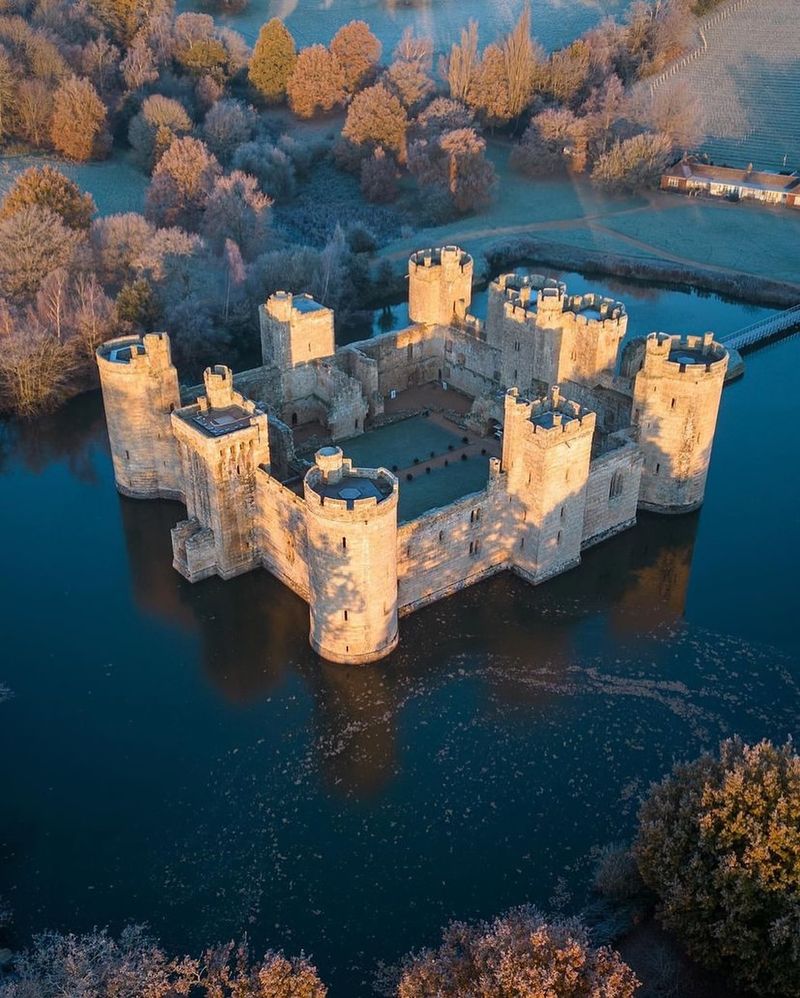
[355,418,359,429]
[520,537,525,549]
[125,449,129,460]
[342,536,347,550]
[560,506,565,519]
[655,462,660,475]
[609,471,624,500]
[671,398,676,409]
[556,530,562,545]
[343,610,348,621]
[407,344,413,360]
[439,530,444,543]
[469,541,474,555]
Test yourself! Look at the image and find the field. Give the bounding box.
[637,0,800,170]
[175,0,625,56]
[0,153,148,216]
[380,140,800,287]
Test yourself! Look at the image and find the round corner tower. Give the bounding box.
[408,246,473,326]
[303,447,399,665]
[631,332,728,513]
[96,333,182,500]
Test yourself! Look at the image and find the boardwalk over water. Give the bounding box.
[721,304,800,352]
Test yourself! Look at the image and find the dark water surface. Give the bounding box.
[1,316,799,994]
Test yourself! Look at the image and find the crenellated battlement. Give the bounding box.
[640,331,729,380]
[304,446,397,515]
[95,242,730,665]
[505,386,597,442]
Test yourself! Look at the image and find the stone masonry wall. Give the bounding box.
[582,437,643,548]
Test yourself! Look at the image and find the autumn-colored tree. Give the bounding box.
[591,131,672,191]
[145,136,221,228]
[87,0,145,44]
[408,127,495,215]
[173,13,240,83]
[286,45,345,118]
[502,2,536,119]
[468,43,511,124]
[393,906,638,997]
[511,108,583,177]
[248,18,297,104]
[0,167,95,231]
[50,76,108,162]
[342,82,408,160]
[0,46,16,143]
[330,20,381,94]
[442,20,478,104]
[547,39,594,107]
[636,737,800,998]
[360,147,398,203]
[128,94,193,172]
[14,80,51,148]
[383,59,433,111]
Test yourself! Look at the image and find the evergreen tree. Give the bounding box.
[248,18,297,104]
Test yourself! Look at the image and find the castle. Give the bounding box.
[96,246,729,665]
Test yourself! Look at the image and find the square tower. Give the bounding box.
[259,291,335,370]
[171,366,270,581]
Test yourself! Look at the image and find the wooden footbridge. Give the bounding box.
[720,304,800,352]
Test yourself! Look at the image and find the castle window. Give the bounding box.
[355,418,359,429]
[308,342,311,353]
[343,610,349,621]
[560,506,565,519]
[439,530,444,543]
[291,412,298,426]
[470,510,475,523]
[565,468,571,483]
[609,471,624,500]
[671,398,676,408]
[655,462,660,475]
[169,403,175,412]
[520,537,525,549]
[469,541,474,555]
[407,344,413,360]
[342,536,347,550]
[514,369,518,381]
[125,449,129,460]
[556,530,562,545]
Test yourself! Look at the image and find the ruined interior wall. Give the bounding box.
[582,439,643,548]
[558,380,634,434]
[442,326,500,398]
[255,473,311,600]
[336,347,381,418]
[347,326,446,395]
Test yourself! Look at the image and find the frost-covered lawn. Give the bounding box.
[175,0,625,54]
[380,140,800,286]
[0,153,148,216]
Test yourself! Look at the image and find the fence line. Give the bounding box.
[648,0,752,96]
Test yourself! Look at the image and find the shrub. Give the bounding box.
[592,843,645,902]
[635,737,800,997]
[232,139,296,201]
[591,131,672,192]
[248,18,296,104]
[202,98,256,163]
[0,167,95,231]
[361,146,397,204]
[393,906,638,997]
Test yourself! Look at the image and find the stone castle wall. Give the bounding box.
[96,245,730,666]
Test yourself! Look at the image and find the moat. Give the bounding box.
[1,278,798,996]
